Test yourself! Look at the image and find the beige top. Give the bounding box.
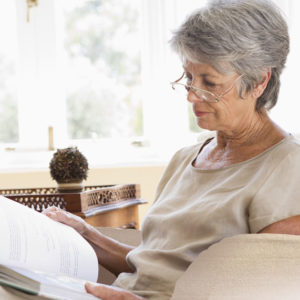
[113,135,300,299]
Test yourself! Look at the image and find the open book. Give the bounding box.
[0,196,99,299]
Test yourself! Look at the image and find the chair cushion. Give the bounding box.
[172,234,300,300]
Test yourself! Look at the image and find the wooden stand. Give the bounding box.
[0,184,146,229]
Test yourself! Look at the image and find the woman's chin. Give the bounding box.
[196,119,216,131]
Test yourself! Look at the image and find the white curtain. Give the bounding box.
[141,0,189,153]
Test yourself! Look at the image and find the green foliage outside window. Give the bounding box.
[64,0,142,139]
[0,56,18,143]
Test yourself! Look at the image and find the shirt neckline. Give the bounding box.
[190,134,294,173]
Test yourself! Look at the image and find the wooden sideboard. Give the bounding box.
[0,184,146,229]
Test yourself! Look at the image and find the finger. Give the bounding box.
[48,210,70,224]
[85,282,143,300]
[85,282,111,299]
[85,282,127,299]
[43,209,69,224]
[43,208,87,233]
[43,211,61,222]
[42,206,60,214]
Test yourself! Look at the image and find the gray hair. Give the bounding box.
[170,0,289,112]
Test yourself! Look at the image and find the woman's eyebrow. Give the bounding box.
[182,67,218,79]
[198,73,218,79]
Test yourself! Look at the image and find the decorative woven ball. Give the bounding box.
[49,147,89,184]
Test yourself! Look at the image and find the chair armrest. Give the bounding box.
[171,234,300,300]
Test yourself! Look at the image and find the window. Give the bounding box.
[270,0,300,133]
[1,0,204,166]
[0,0,19,143]
[0,0,299,169]
[61,0,142,140]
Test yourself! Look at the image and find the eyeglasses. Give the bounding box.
[170,73,243,103]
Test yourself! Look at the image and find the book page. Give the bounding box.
[1,265,100,300]
[0,196,98,282]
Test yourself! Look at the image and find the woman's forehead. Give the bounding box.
[183,60,236,78]
[183,61,222,78]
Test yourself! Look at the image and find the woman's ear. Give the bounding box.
[252,68,272,99]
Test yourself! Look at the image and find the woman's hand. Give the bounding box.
[43,207,134,276]
[42,206,89,235]
[85,282,145,300]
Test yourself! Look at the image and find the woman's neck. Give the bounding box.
[216,111,287,151]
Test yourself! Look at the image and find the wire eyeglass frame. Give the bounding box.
[170,73,243,103]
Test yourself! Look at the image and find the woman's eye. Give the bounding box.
[204,80,216,87]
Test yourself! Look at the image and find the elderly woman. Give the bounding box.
[44,0,300,299]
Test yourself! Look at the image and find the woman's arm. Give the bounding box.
[258,215,300,234]
[43,207,135,276]
[82,223,135,275]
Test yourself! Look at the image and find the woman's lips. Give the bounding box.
[194,111,209,117]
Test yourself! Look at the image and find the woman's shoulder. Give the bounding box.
[262,135,300,170]
[272,135,300,157]
[287,135,300,148]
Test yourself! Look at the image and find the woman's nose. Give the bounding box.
[187,87,205,103]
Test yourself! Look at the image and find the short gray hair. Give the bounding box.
[170,0,289,112]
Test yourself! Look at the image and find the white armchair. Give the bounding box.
[172,233,300,300]
[2,230,300,300]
